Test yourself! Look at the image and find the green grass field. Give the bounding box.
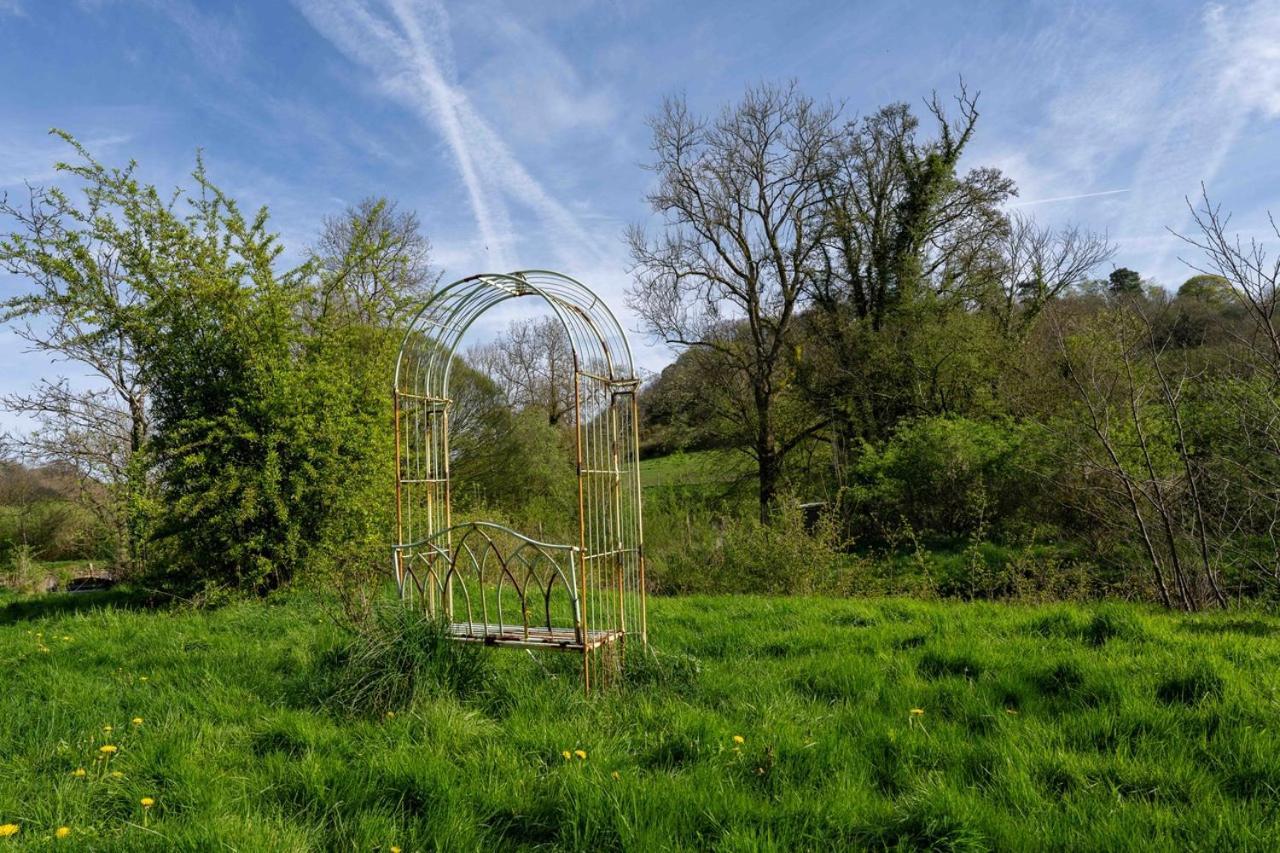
[639,449,750,490]
[2,589,1279,850]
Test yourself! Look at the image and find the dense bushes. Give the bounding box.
[649,498,855,596]
[139,189,396,593]
[847,416,1048,541]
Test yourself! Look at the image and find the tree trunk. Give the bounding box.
[756,388,780,523]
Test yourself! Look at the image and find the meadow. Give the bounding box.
[2,589,1279,850]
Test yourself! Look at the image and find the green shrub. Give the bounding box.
[922,538,1095,602]
[1,544,43,593]
[657,499,855,595]
[451,406,578,536]
[849,416,1050,540]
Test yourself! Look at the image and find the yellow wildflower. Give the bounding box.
[132,717,143,726]
[55,827,71,839]
[110,771,124,779]
[732,735,744,745]
[0,824,17,837]
[71,768,86,778]
[102,725,113,733]
[140,797,155,809]
[611,771,620,781]
[139,676,148,682]
[1005,708,1018,716]
[98,744,117,755]
[574,749,587,760]
[391,848,401,853]
[910,709,925,717]
[561,750,572,760]
[62,636,71,642]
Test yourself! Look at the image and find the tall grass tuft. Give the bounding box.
[1,543,44,594]
[620,644,702,694]
[325,604,493,716]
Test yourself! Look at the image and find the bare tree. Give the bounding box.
[990,213,1114,336]
[0,383,130,554]
[1173,191,1280,595]
[1046,295,1242,611]
[312,196,437,326]
[469,316,575,425]
[628,83,838,520]
[1177,188,1280,381]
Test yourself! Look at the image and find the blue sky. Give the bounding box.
[2,0,1279,430]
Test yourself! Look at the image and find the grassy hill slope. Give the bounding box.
[2,591,1278,850]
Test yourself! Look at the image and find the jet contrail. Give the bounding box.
[1012,188,1130,207]
[294,0,599,272]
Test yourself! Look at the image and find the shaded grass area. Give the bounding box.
[2,592,1280,850]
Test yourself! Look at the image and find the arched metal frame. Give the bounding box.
[393,270,646,692]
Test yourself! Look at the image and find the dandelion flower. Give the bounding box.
[574,749,587,760]
[110,771,124,779]
[139,676,148,682]
[55,827,71,839]
[140,797,154,809]
[102,725,113,733]
[0,824,17,838]
[132,717,143,726]
[611,771,620,781]
[561,750,572,760]
[98,745,117,755]
[910,709,925,717]
[732,735,744,745]
[71,768,86,778]
[391,848,401,853]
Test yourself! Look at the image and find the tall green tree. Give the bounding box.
[138,178,316,590]
[144,187,438,592]
[802,88,1015,466]
[1107,267,1143,296]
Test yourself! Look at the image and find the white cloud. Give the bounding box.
[972,1,1280,285]
[463,11,621,140]
[1119,0,1280,271]
[144,0,246,70]
[1208,1,1280,121]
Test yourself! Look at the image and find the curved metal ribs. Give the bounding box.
[392,520,620,651]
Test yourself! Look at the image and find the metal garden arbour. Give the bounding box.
[392,270,646,692]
